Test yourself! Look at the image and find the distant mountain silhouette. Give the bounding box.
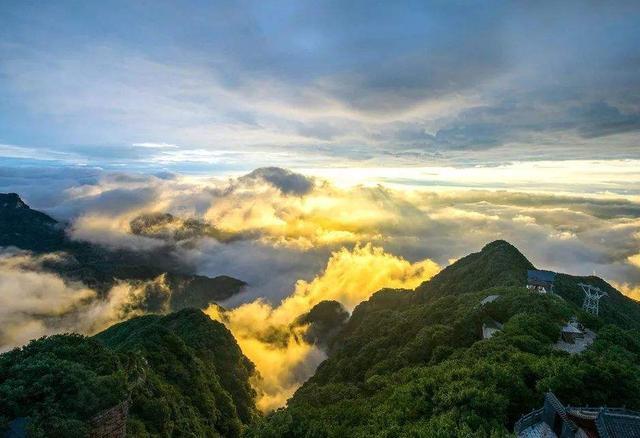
[0,193,245,310]
[0,193,66,251]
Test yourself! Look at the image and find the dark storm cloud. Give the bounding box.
[65,187,159,216]
[240,168,314,196]
[475,97,640,146]
[573,102,640,139]
[381,99,640,153]
[308,14,506,113]
[0,166,101,212]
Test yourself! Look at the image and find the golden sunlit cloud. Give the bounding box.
[64,169,640,274]
[26,167,640,410]
[206,244,440,411]
[203,183,393,249]
[0,250,172,351]
[299,160,640,195]
[627,253,640,269]
[612,282,640,301]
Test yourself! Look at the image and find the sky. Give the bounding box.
[1,0,640,411]
[1,0,640,170]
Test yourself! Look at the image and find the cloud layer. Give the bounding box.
[2,166,639,301]
[1,2,639,167]
[0,249,170,351]
[2,0,640,412]
[206,243,440,411]
[1,166,639,408]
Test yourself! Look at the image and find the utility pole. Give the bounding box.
[578,283,607,316]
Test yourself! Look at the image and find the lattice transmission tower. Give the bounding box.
[578,283,607,316]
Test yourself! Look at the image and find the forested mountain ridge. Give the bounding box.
[250,241,640,437]
[0,193,65,252]
[412,240,640,329]
[0,309,259,437]
[2,239,640,437]
[415,240,534,300]
[96,309,259,436]
[0,192,245,309]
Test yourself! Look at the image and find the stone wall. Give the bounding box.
[89,400,129,438]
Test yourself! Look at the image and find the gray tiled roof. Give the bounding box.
[527,270,556,283]
[596,409,640,438]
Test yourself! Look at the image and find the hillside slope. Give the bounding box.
[0,335,129,437]
[0,193,65,251]
[413,240,640,330]
[0,309,258,438]
[3,239,639,437]
[251,241,640,437]
[415,240,534,300]
[96,308,258,436]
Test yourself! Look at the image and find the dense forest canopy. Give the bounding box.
[1,310,258,438]
[249,241,640,437]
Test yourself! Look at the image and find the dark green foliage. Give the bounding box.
[554,273,640,330]
[0,334,128,437]
[95,309,259,437]
[415,240,534,301]
[293,300,349,347]
[4,236,640,437]
[249,241,640,437]
[1,310,259,438]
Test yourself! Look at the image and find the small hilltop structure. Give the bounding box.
[4,402,130,438]
[515,392,640,438]
[554,317,597,354]
[482,318,504,340]
[480,294,500,306]
[527,270,556,294]
[560,319,583,344]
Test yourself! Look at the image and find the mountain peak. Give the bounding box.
[416,240,534,299]
[0,193,28,209]
[0,192,62,252]
[481,239,516,252]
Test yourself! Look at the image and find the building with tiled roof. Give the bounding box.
[515,392,640,438]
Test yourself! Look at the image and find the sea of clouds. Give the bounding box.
[0,165,639,409]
